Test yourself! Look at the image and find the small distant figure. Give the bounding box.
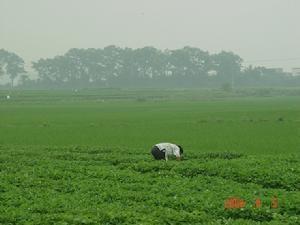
[151,142,183,161]
[6,95,10,100]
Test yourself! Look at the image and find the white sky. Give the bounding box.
[1,0,300,71]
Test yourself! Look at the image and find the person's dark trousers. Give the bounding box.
[151,146,165,160]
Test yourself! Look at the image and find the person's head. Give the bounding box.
[177,145,183,155]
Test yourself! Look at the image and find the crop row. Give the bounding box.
[0,146,299,224]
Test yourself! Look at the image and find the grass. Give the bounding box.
[0,89,299,224]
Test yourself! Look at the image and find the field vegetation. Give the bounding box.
[0,89,299,224]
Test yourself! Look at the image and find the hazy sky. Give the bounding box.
[1,0,300,71]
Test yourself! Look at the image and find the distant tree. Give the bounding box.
[0,51,4,77]
[211,51,243,88]
[64,48,93,83]
[132,47,163,79]
[0,49,26,88]
[36,46,300,88]
[242,65,291,87]
[32,58,60,84]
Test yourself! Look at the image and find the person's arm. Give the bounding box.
[174,147,181,161]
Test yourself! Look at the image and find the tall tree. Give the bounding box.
[0,50,4,77]
[211,51,243,87]
[0,49,26,88]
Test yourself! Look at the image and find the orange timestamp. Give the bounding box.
[224,196,279,209]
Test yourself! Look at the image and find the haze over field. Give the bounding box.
[1,0,300,71]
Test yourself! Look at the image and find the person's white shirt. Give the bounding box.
[155,143,181,161]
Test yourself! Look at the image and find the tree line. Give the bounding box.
[0,46,299,89]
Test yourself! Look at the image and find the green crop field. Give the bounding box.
[0,89,299,224]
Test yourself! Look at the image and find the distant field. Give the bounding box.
[0,89,299,224]
[0,89,299,153]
